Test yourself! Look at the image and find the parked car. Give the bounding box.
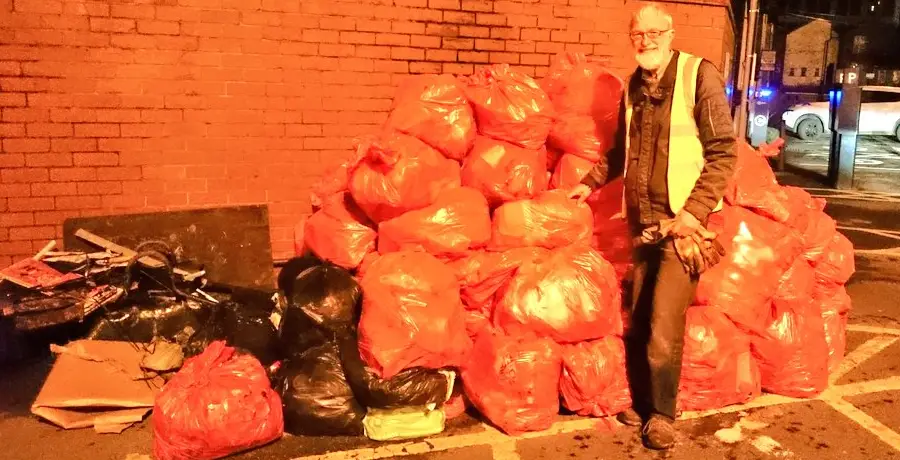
[781,86,900,141]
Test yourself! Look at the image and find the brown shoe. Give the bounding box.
[616,408,642,427]
[642,414,678,450]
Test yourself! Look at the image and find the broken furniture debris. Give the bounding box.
[0,229,210,332]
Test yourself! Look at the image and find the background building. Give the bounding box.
[768,0,900,92]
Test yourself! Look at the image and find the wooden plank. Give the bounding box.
[74,230,203,278]
[74,229,165,268]
[32,241,57,261]
[63,206,275,289]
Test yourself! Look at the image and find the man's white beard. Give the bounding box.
[636,49,665,71]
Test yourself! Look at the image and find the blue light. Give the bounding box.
[828,90,836,102]
[725,85,733,97]
[759,88,774,98]
[836,90,843,104]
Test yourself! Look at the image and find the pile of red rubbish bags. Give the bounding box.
[294,54,856,435]
[138,53,855,460]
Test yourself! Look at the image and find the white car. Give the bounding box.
[782,85,900,141]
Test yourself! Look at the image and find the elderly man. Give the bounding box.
[568,3,737,451]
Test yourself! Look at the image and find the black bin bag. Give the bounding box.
[275,342,365,436]
[277,254,325,299]
[339,332,452,409]
[183,300,281,366]
[86,299,214,343]
[219,300,281,366]
[279,263,361,358]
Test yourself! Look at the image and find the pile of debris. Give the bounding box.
[2,228,284,442]
[1,229,208,333]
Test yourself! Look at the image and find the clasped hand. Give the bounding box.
[659,213,726,276]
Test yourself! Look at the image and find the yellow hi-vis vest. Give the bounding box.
[622,51,724,216]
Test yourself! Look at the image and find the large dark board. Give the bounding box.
[62,205,275,289]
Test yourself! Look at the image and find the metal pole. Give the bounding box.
[738,0,759,140]
[734,1,751,134]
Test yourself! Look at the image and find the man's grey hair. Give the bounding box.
[631,2,674,30]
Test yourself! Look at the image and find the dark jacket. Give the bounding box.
[580,51,737,225]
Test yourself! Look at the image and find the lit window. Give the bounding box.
[853,35,867,54]
[801,67,808,77]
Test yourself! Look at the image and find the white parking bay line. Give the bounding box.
[824,396,900,451]
[491,440,521,460]
[846,324,900,336]
[297,431,499,460]
[836,376,900,397]
[792,163,900,171]
[830,336,900,384]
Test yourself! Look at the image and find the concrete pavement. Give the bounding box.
[4,180,900,459]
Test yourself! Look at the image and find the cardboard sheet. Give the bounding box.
[30,340,166,433]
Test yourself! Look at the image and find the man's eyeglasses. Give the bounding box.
[629,29,671,42]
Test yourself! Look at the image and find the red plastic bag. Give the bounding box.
[462,330,562,435]
[448,247,550,313]
[816,282,851,374]
[801,210,837,263]
[310,151,363,211]
[386,74,476,161]
[293,217,308,256]
[696,206,804,333]
[153,341,283,460]
[378,187,491,258]
[304,192,377,270]
[462,64,554,150]
[542,52,623,116]
[546,148,563,172]
[678,307,760,411]
[542,54,622,162]
[752,259,829,398]
[591,232,632,282]
[559,337,631,417]
[587,179,632,280]
[357,251,380,279]
[779,186,821,232]
[490,190,593,251]
[358,251,472,378]
[586,177,625,223]
[444,394,467,420]
[349,131,462,223]
[550,153,595,190]
[465,309,492,339]
[813,232,855,286]
[724,141,789,219]
[462,136,549,207]
[494,245,623,343]
[548,115,614,164]
[813,283,852,374]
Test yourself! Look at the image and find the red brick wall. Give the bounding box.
[0,0,734,267]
